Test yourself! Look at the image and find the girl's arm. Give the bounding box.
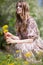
[5,32,33,44]
[12,38,33,44]
[6,37,33,44]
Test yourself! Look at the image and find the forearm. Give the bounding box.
[12,38,33,44]
[11,35,20,40]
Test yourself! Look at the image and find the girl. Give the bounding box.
[4,0,43,62]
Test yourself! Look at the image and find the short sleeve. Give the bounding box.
[27,17,40,40]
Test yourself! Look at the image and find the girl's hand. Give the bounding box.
[4,32,13,38]
[6,37,15,44]
[4,32,20,40]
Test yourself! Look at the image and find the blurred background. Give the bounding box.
[0,0,43,49]
[0,0,43,65]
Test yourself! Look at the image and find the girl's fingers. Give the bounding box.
[6,37,9,39]
[4,32,12,37]
[4,32,20,40]
[7,32,13,36]
[6,38,11,44]
[4,33,12,40]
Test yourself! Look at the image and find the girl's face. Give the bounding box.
[16,2,22,15]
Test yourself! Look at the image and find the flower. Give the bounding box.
[3,30,8,33]
[8,63,14,65]
[2,25,8,33]
[24,52,32,57]
[15,58,19,60]
[7,54,11,57]
[2,25,8,29]
[16,50,21,53]
[37,51,43,55]
[2,61,6,64]
[24,61,29,65]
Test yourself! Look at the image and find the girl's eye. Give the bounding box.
[19,5,22,7]
[16,5,22,8]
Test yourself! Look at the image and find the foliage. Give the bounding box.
[0,0,43,64]
[26,0,43,38]
[0,52,43,65]
[0,0,43,51]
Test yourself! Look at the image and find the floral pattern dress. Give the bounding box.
[15,16,43,61]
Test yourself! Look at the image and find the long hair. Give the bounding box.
[15,0,30,34]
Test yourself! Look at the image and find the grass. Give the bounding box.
[0,51,43,65]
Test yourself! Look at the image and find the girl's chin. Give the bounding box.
[17,11,22,14]
[17,13,21,14]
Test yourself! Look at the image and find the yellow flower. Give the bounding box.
[16,50,21,53]
[2,25,8,33]
[24,52,32,57]
[3,30,8,33]
[2,61,6,64]
[17,64,21,65]
[37,51,43,55]
[24,61,29,65]
[8,63,14,65]
[15,58,19,60]
[2,25,8,29]
[7,54,11,57]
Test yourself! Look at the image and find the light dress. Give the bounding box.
[15,17,43,61]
